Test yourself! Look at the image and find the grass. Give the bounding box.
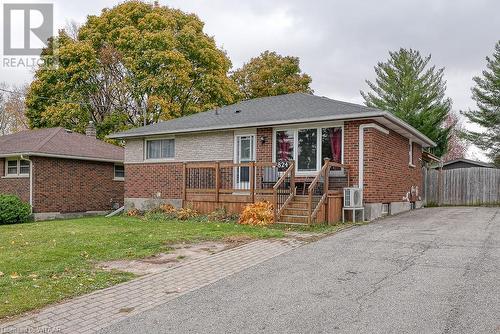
[0,215,284,319]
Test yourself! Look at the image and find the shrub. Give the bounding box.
[126,209,141,217]
[160,204,177,214]
[176,207,198,220]
[0,195,31,225]
[238,201,274,226]
[207,207,235,222]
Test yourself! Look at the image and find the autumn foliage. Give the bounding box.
[238,201,275,226]
[176,207,198,220]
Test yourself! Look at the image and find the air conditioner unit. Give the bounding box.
[344,187,363,208]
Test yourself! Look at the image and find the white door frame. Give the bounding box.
[233,134,256,191]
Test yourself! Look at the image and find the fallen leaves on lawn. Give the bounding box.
[10,272,20,279]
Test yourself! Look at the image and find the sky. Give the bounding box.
[1,0,499,160]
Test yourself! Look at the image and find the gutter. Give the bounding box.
[0,152,123,164]
[20,154,33,213]
[358,124,390,189]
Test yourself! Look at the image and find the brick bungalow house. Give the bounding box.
[0,124,124,220]
[110,93,435,223]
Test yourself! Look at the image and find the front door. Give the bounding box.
[235,135,255,190]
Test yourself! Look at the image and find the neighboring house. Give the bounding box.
[0,123,124,220]
[110,93,436,223]
[439,158,496,170]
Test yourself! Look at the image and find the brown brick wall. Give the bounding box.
[32,157,124,213]
[256,128,273,163]
[125,163,184,199]
[343,120,422,203]
[364,130,422,202]
[0,158,30,203]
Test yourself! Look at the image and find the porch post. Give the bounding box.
[182,162,187,202]
[215,161,220,203]
[323,158,330,223]
[273,189,278,222]
[250,162,255,203]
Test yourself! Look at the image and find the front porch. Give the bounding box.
[182,159,351,225]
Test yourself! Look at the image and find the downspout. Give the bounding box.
[20,155,33,213]
[358,124,390,189]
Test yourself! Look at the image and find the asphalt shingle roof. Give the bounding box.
[108,93,435,147]
[109,93,385,138]
[0,127,124,162]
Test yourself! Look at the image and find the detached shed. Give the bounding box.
[440,158,495,170]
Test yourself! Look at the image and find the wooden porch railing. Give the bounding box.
[307,159,351,224]
[183,161,280,202]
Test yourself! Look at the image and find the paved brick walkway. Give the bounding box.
[0,238,304,334]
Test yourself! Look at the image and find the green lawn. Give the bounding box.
[0,216,284,319]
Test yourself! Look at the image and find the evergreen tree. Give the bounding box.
[462,41,500,165]
[361,48,452,157]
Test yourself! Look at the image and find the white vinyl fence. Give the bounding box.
[424,167,500,206]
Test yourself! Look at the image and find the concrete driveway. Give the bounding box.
[100,207,500,334]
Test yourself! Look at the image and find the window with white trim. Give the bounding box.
[146,139,175,160]
[409,139,414,166]
[274,126,343,173]
[5,158,30,177]
[114,164,125,180]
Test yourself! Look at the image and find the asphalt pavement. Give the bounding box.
[100,207,500,334]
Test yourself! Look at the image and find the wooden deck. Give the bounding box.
[182,160,351,224]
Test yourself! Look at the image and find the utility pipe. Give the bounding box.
[20,154,33,213]
[358,124,390,189]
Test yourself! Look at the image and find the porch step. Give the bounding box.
[279,214,309,224]
[289,195,323,202]
[292,195,310,202]
[286,201,309,209]
[282,207,309,216]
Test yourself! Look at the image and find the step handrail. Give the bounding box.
[306,160,352,223]
[273,161,295,221]
[307,159,331,223]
